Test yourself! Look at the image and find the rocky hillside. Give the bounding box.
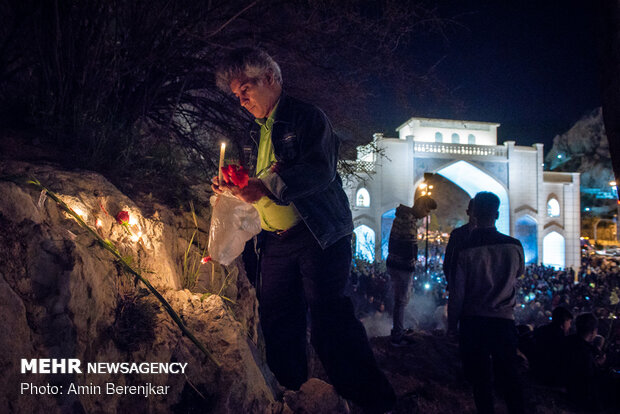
[0,161,348,414]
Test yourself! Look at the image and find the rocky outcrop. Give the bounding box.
[0,161,343,413]
[545,107,613,189]
[283,379,350,414]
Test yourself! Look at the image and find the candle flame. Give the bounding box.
[72,206,86,219]
[218,143,226,183]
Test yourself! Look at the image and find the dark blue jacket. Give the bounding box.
[238,92,353,249]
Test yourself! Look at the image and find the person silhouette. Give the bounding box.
[443,198,475,294]
[386,195,437,346]
[448,191,525,414]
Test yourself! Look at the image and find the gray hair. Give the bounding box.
[215,47,282,91]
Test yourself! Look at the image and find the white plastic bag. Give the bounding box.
[208,193,261,265]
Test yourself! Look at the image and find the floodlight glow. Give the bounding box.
[381,209,396,260]
[515,216,537,264]
[354,225,375,262]
[547,198,560,217]
[356,188,371,207]
[436,160,509,234]
[543,231,565,269]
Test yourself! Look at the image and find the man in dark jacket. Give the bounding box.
[386,196,436,346]
[213,47,395,413]
[563,313,602,412]
[530,306,573,385]
[448,191,525,414]
[443,198,474,292]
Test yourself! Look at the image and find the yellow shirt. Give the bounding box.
[254,104,301,231]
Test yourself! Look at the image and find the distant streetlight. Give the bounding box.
[421,173,434,274]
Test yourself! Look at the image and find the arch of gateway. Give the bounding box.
[343,117,581,270]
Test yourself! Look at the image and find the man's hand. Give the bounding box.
[412,195,437,218]
[211,175,234,195]
[211,176,269,203]
[232,178,269,203]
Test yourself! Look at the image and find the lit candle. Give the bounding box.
[218,142,226,184]
[72,207,86,219]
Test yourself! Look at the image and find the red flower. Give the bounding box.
[229,165,249,188]
[220,164,249,189]
[220,165,232,184]
[201,256,212,264]
[116,210,130,225]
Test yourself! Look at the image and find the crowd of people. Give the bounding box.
[347,251,620,411]
[348,251,620,332]
[515,258,620,328]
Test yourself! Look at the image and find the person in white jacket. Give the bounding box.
[448,191,525,414]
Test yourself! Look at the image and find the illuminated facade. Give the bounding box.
[345,117,581,269]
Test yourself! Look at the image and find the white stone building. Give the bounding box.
[343,117,581,270]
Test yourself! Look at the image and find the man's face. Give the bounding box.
[562,319,572,335]
[230,75,279,119]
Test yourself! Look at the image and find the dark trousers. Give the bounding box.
[387,266,413,339]
[459,316,524,414]
[259,225,395,411]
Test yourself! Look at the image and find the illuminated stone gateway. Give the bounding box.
[344,117,580,269]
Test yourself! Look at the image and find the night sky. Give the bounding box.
[374,1,601,153]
